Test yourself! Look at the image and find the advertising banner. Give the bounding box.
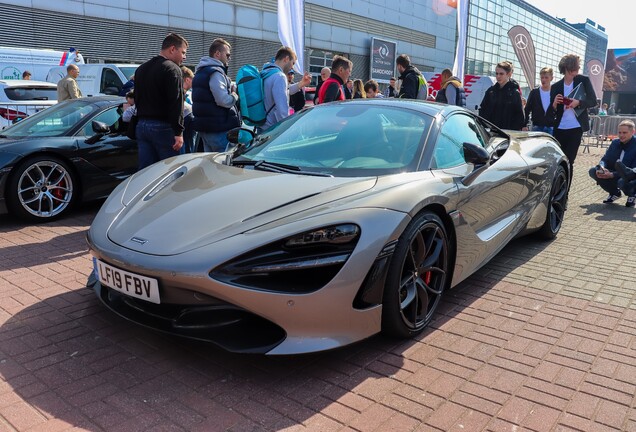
[452,0,468,83]
[370,38,397,83]
[586,59,604,100]
[278,0,305,73]
[507,26,536,89]
[604,48,636,92]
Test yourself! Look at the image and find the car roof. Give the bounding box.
[62,95,125,106]
[0,79,58,88]
[319,98,468,118]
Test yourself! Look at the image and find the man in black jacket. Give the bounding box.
[523,67,554,134]
[135,33,188,170]
[396,54,426,100]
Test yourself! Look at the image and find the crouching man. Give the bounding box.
[589,120,636,207]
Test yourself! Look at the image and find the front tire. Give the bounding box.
[538,165,568,240]
[382,211,450,338]
[7,155,77,222]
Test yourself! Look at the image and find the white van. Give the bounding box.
[46,64,138,97]
[0,46,85,81]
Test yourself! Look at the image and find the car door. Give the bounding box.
[76,105,138,196]
[431,113,529,282]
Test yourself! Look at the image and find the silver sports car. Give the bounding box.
[86,99,569,355]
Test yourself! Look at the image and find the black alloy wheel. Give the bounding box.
[7,155,77,222]
[382,211,450,338]
[538,165,568,240]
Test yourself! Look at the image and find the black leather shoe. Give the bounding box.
[615,160,636,182]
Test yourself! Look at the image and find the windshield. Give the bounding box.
[1,99,96,137]
[239,103,431,174]
[4,86,57,101]
[119,66,138,81]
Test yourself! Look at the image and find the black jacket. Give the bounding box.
[289,87,306,112]
[524,87,553,128]
[479,81,524,131]
[547,74,597,132]
[135,55,184,135]
[398,65,422,99]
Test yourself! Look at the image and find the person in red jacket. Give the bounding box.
[317,55,352,104]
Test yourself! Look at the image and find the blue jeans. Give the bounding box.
[200,131,229,153]
[589,167,621,195]
[532,125,553,135]
[136,119,180,170]
[181,114,198,154]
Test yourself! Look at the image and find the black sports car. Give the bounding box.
[0,96,137,222]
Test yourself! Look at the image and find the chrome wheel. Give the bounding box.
[13,159,74,220]
[383,212,449,337]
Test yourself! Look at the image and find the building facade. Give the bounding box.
[465,0,588,94]
[0,0,457,84]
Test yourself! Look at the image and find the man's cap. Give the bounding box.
[287,71,295,75]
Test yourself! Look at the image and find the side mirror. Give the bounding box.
[463,142,490,166]
[461,142,491,186]
[227,127,255,145]
[92,120,110,134]
[85,121,110,144]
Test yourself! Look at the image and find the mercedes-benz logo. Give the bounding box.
[590,64,602,75]
[514,34,528,50]
[378,44,390,59]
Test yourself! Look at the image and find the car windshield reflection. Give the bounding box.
[239,103,431,174]
[1,100,95,137]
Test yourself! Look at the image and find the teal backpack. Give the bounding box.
[236,64,279,127]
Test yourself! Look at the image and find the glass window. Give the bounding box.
[433,114,486,169]
[2,100,95,137]
[3,86,57,101]
[100,68,123,94]
[241,104,431,172]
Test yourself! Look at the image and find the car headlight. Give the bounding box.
[211,224,360,293]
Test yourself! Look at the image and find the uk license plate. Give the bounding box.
[93,258,160,304]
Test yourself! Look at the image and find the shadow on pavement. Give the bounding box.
[579,202,636,221]
[0,227,555,430]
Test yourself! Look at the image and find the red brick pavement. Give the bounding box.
[1,146,635,431]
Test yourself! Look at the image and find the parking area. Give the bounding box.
[1,146,635,432]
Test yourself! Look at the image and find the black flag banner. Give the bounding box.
[507,25,536,89]
[586,58,604,101]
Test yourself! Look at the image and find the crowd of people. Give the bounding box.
[55,33,634,208]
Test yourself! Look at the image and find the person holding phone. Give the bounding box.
[588,120,636,207]
[548,54,597,182]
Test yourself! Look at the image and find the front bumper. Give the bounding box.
[87,271,286,353]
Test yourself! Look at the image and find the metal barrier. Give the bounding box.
[0,102,55,129]
[583,115,636,152]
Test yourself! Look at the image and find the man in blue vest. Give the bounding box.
[192,38,240,153]
[435,68,466,107]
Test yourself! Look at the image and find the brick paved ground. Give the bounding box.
[1,144,635,432]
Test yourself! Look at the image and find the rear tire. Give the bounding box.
[381,211,450,338]
[538,165,568,240]
[6,155,77,222]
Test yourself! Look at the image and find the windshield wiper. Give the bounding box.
[234,160,332,177]
[232,134,269,158]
